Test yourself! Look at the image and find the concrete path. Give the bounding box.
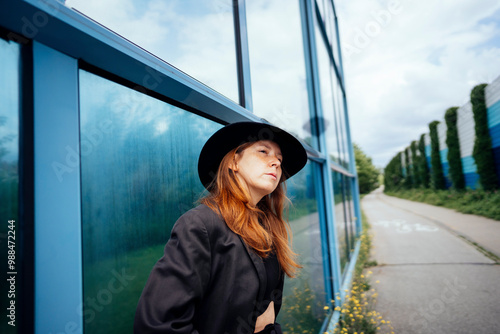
[361,188,500,334]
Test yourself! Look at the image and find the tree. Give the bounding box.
[471,84,498,190]
[445,107,465,190]
[354,143,379,194]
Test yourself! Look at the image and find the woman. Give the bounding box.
[134,122,307,334]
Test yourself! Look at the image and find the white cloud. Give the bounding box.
[336,0,500,167]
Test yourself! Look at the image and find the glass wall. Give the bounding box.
[246,0,315,147]
[0,38,20,334]
[65,0,239,102]
[278,162,327,334]
[1,0,361,332]
[79,70,222,333]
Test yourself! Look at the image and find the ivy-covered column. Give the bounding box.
[445,107,465,190]
[471,84,499,190]
[429,121,446,189]
[410,141,420,187]
[418,134,430,188]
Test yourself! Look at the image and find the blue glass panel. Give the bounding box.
[246,0,315,147]
[0,38,20,334]
[79,70,222,333]
[66,0,239,102]
[334,81,349,169]
[332,171,348,273]
[278,161,326,333]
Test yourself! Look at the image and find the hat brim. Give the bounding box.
[198,122,307,189]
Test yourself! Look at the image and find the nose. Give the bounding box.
[270,155,281,167]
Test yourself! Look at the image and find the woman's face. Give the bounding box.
[231,140,283,206]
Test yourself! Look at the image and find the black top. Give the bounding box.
[262,251,281,305]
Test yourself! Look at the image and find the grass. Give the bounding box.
[384,188,500,221]
[329,210,394,334]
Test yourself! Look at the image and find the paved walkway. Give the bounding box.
[361,188,500,334]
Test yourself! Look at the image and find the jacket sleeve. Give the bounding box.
[134,212,212,333]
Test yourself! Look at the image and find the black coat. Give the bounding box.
[134,204,284,334]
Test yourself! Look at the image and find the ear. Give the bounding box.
[228,153,239,172]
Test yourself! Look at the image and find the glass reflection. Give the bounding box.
[315,21,340,164]
[343,177,356,251]
[278,162,327,333]
[0,38,20,334]
[66,0,238,102]
[332,171,348,273]
[246,0,314,147]
[316,0,341,65]
[79,70,222,334]
[334,83,349,169]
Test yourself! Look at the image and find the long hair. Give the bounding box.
[201,143,301,278]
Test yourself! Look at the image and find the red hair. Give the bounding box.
[201,143,301,277]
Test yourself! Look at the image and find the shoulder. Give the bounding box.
[174,204,226,234]
[177,204,221,224]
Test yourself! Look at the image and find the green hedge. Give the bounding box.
[418,134,430,188]
[410,140,420,187]
[384,152,403,191]
[471,84,498,190]
[404,147,412,188]
[429,120,446,190]
[444,107,465,190]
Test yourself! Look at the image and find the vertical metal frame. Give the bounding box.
[19,36,35,334]
[33,41,83,334]
[233,0,253,111]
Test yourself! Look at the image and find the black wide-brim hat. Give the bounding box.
[198,122,308,189]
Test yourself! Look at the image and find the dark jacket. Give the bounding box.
[134,204,284,334]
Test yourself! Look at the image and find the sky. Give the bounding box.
[335,0,500,167]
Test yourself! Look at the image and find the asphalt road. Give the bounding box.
[361,189,500,334]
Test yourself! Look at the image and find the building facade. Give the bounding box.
[0,1,362,333]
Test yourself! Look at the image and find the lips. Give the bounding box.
[266,173,277,180]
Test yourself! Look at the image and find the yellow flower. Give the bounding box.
[323,306,329,310]
[335,306,341,311]
[376,280,380,284]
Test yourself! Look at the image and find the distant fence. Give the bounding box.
[385,75,500,191]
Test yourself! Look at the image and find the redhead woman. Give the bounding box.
[134,122,307,334]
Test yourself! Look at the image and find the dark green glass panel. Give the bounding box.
[79,70,221,333]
